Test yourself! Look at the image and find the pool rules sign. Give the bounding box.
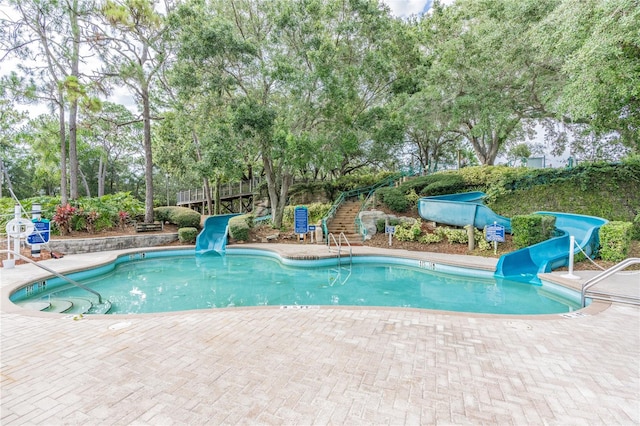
[294,206,308,241]
[485,222,505,254]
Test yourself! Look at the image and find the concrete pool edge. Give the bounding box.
[1,243,610,318]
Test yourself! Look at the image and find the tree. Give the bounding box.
[533,0,640,152]
[94,0,172,223]
[1,0,101,202]
[79,102,143,196]
[418,0,558,165]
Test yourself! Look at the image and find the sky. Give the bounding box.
[384,0,435,17]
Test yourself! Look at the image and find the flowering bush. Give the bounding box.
[118,210,130,230]
[52,204,77,236]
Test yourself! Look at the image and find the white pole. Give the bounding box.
[562,235,580,280]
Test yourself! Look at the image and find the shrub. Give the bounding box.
[178,227,199,244]
[52,204,77,236]
[633,213,640,241]
[419,233,442,244]
[599,221,633,262]
[376,187,409,213]
[511,214,556,249]
[439,227,468,244]
[420,173,467,196]
[284,203,332,227]
[228,214,251,241]
[154,206,201,228]
[474,228,492,251]
[394,219,422,242]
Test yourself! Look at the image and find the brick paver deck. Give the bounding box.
[1,244,638,425]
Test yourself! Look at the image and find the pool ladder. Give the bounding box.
[2,249,111,313]
[327,232,353,286]
[581,257,640,307]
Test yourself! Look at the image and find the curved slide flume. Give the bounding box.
[418,191,511,232]
[418,192,608,281]
[195,213,240,255]
[495,212,607,280]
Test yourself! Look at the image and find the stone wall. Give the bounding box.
[47,233,179,254]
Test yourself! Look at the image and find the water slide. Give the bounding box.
[195,214,240,255]
[496,212,607,280]
[418,192,607,281]
[418,191,512,232]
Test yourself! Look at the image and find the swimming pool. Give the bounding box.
[10,248,582,315]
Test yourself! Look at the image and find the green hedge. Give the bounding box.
[178,227,199,244]
[228,214,252,241]
[375,187,409,213]
[511,214,556,249]
[154,206,201,228]
[599,221,633,262]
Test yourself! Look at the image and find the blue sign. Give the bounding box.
[385,226,396,234]
[486,224,505,242]
[294,207,308,234]
[308,225,316,231]
[27,220,50,244]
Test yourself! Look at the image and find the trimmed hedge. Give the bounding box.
[511,214,556,249]
[599,221,633,262]
[154,206,201,228]
[178,227,199,244]
[229,214,253,241]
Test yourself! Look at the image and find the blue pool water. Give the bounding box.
[11,249,581,315]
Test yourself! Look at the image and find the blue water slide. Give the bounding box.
[418,191,608,281]
[195,213,240,255]
[495,212,607,280]
[418,191,512,232]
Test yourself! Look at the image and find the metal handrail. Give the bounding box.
[321,173,404,240]
[581,257,640,307]
[1,250,103,304]
[327,232,353,267]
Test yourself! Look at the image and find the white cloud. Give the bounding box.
[383,0,432,17]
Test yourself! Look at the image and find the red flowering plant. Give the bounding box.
[118,210,130,230]
[52,204,77,236]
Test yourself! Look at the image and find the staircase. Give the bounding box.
[326,200,362,244]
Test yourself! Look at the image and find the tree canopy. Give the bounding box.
[1,0,637,215]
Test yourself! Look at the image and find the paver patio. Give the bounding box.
[1,244,638,425]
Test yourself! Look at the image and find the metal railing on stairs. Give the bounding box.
[321,173,404,241]
[581,257,640,307]
[2,249,105,305]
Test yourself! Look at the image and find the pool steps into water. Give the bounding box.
[16,297,112,314]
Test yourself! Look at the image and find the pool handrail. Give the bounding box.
[327,232,353,267]
[1,249,104,304]
[581,257,640,307]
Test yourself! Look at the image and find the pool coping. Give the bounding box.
[0,243,613,319]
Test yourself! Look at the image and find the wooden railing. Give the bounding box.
[177,178,261,205]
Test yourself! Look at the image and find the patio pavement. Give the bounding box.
[1,243,639,425]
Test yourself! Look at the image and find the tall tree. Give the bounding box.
[1,0,100,202]
[533,0,640,152]
[94,0,171,222]
[420,0,558,165]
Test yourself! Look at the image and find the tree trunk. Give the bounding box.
[68,0,81,200]
[58,95,68,205]
[69,98,79,199]
[142,82,154,223]
[79,167,91,197]
[97,156,105,197]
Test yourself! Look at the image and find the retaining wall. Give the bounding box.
[47,234,179,254]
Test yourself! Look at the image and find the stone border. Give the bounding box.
[46,233,179,254]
